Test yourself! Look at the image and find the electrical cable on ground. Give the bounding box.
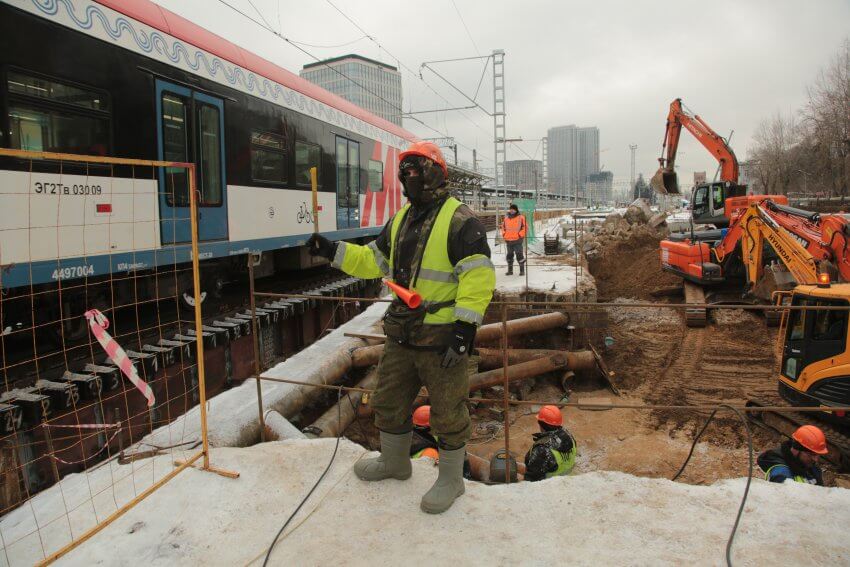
[262,386,344,566]
[671,404,754,567]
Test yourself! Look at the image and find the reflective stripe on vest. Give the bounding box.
[389,198,463,324]
[502,215,526,241]
[545,446,576,478]
[763,464,817,485]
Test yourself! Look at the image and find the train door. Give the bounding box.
[155,80,228,244]
[335,136,361,229]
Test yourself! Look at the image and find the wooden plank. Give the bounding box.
[589,344,620,396]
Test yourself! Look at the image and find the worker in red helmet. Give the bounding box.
[757,425,828,485]
[307,140,495,514]
[523,405,577,482]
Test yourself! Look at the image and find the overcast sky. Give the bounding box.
[155,0,849,187]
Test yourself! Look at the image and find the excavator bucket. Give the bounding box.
[650,168,680,195]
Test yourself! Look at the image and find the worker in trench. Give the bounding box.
[500,203,527,275]
[410,405,472,479]
[307,141,495,514]
[757,425,828,486]
[523,405,577,481]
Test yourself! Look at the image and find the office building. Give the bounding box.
[505,159,542,195]
[547,125,600,200]
[300,54,403,126]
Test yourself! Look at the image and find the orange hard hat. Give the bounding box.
[537,405,562,427]
[413,405,431,428]
[420,447,439,460]
[792,425,828,455]
[399,141,448,177]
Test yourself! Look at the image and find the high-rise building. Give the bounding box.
[505,159,542,195]
[546,125,600,200]
[300,54,403,126]
[586,171,614,205]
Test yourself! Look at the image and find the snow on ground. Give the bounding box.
[137,301,388,450]
[489,215,583,294]
[3,439,845,566]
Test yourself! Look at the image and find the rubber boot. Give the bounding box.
[420,446,466,514]
[353,431,412,481]
[519,263,525,276]
[505,264,513,276]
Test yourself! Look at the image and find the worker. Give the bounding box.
[306,141,495,514]
[500,204,527,275]
[757,425,828,485]
[411,405,438,458]
[523,405,577,481]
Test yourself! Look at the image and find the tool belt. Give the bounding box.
[382,299,455,350]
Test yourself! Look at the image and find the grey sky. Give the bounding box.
[155,0,849,187]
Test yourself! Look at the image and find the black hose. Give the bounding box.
[263,386,344,566]
[670,404,754,567]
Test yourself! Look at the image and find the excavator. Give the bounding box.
[651,98,747,226]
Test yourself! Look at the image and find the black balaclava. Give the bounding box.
[507,205,519,218]
[399,155,447,208]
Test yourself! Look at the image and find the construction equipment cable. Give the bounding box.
[262,386,344,566]
[671,404,754,567]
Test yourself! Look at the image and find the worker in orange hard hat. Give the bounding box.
[307,140,495,514]
[523,405,577,481]
[757,425,827,485]
[500,203,527,275]
[411,405,438,458]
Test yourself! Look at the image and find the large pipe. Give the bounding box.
[349,312,572,368]
[262,410,307,441]
[468,353,593,392]
[305,369,379,438]
[476,348,572,370]
[474,312,570,344]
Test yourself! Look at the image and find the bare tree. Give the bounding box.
[749,111,800,195]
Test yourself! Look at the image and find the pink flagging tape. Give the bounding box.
[48,428,122,466]
[84,309,155,407]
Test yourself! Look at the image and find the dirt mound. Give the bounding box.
[587,232,680,300]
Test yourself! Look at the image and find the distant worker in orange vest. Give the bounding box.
[500,204,527,275]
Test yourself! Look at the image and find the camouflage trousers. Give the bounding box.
[371,339,471,449]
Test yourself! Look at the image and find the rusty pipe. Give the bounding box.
[350,312,571,368]
[476,348,572,370]
[474,312,570,344]
[306,369,379,438]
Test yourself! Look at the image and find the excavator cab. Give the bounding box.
[778,284,850,426]
[691,181,747,227]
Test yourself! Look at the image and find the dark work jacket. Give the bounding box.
[524,427,576,482]
[757,441,824,486]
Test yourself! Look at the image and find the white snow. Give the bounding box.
[4,439,847,566]
[489,215,584,294]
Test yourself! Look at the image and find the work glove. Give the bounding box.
[306,233,337,259]
[440,320,477,369]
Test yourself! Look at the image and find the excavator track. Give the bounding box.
[682,281,707,327]
[746,398,850,472]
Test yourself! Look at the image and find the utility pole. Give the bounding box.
[472,149,478,172]
[492,49,506,209]
[541,137,548,208]
[629,144,637,198]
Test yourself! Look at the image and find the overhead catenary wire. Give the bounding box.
[214,0,467,145]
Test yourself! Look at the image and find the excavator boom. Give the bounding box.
[651,98,740,195]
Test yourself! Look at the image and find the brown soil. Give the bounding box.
[588,233,680,300]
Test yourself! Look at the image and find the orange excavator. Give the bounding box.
[651,98,747,227]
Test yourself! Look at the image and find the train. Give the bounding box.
[0,0,424,349]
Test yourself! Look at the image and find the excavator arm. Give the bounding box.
[740,204,820,289]
[651,98,740,195]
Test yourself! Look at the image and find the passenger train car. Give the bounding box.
[0,0,413,295]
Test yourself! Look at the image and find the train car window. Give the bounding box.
[198,103,222,206]
[161,93,190,206]
[368,159,383,192]
[7,71,110,156]
[250,131,286,184]
[7,71,109,111]
[348,142,360,196]
[295,141,321,187]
